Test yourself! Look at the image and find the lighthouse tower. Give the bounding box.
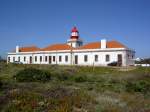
[67,27,83,48]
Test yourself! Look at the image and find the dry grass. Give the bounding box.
[0,62,150,112]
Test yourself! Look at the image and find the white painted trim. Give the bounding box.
[8,48,130,55]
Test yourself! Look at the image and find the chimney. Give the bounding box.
[101,39,106,49]
[16,45,19,53]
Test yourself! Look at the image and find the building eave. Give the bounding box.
[7,47,130,55]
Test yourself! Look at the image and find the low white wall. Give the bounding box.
[7,49,134,66]
[135,64,150,67]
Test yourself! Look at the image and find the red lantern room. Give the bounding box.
[70,27,79,39]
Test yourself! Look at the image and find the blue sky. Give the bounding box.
[0,0,150,58]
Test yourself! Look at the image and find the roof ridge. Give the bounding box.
[20,45,39,48]
[44,43,68,47]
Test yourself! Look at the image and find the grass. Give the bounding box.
[0,62,150,112]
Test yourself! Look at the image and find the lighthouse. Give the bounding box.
[71,27,79,39]
[67,27,83,48]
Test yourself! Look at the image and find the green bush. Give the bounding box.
[51,71,72,81]
[74,75,87,82]
[14,68,51,82]
[126,80,150,93]
[0,78,2,89]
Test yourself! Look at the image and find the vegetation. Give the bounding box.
[126,80,150,93]
[0,78,2,89]
[0,62,150,112]
[0,56,6,63]
[14,68,51,82]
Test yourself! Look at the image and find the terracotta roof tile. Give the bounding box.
[19,46,40,52]
[12,40,126,52]
[107,41,126,48]
[77,40,126,49]
[42,44,73,51]
[77,42,101,49]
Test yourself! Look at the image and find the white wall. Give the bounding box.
[73,50,126,66]
[7,54,33,64]
[125,50,135,66]
[7,49,134,66]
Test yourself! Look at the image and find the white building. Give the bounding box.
[7,27,135,66]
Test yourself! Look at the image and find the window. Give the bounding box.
[95,55,98,62]
[45,56,47,62]
[24,57,26,62]
[49,56,52,64]
[18,57,20,62]
[53,56,55,62]
[59,56,62,62]
[106,55,110,62]
[8,57,10,62]
[132,55,134,59]
[35,56,37,62]
[65,55,68,62]
[84,55,88,62]
[75,55,78,64]
[13,57,15,62]
[30,56,32,64]
[117,54,122,66]
[127,54,130,59]
[40,56,42,62]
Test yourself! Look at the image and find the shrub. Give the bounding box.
[74,75,87,82]
[14,68,51,82]
[126,80,150,93]
[52,71,72,81]
[0,78,2,89]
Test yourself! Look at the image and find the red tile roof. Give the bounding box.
[42,44,73,51]
[107,41,126,48]
[77,42,101,49]
[77,40,126,49]
[12,41,126,52]
[19,46,40,52]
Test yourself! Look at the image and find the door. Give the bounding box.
[29,56,32,64]
[49,56,52,64]
[117,54,122,66]
[75,55,78,64]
